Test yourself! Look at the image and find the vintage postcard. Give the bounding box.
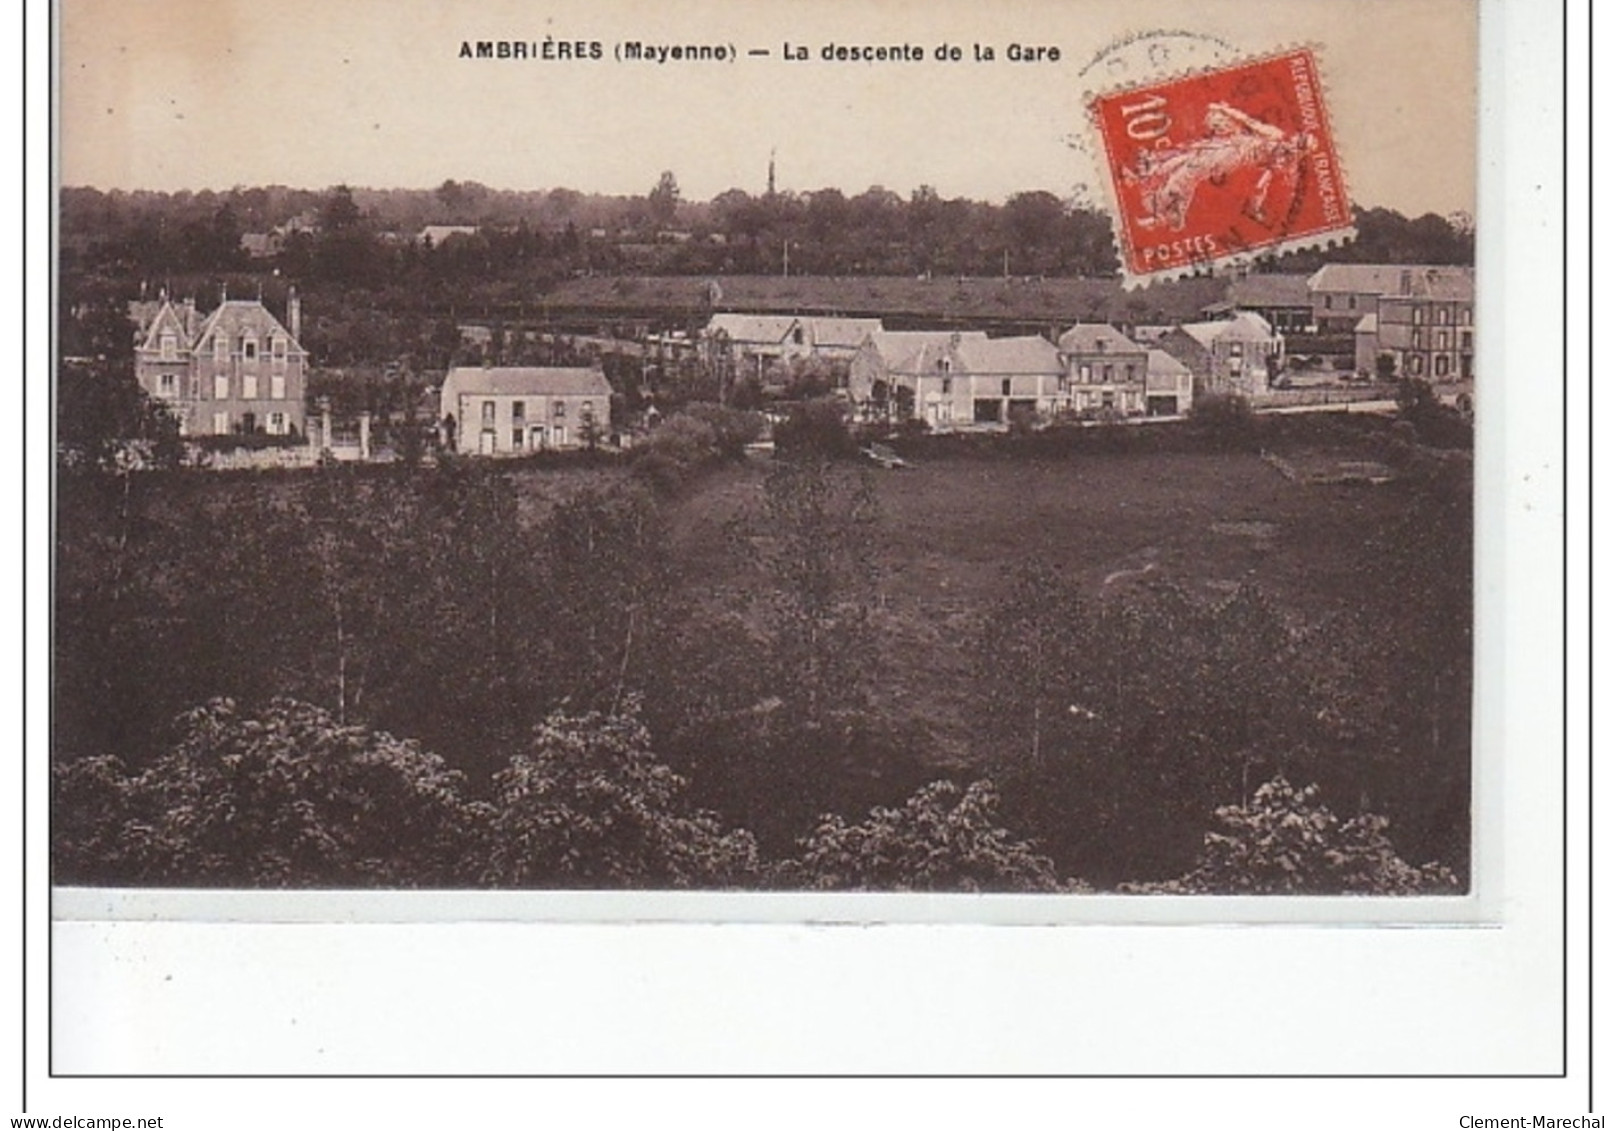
[34,0,1581,1098]
[49,0,1482,911]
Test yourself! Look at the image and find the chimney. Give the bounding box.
[287,287,302,343]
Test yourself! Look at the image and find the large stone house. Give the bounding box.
[703,313,884,383]
[847,330,988,418]
[133,291,309,438]
[1308,263,1473,339]
[847,332,1063,427]
[439,366,612,454]
[1339,266,1475,382]
[1055,323,1150,416]
[1156,312,1283,398]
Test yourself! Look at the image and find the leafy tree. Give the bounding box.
[1394,376,1471,448]
[1131,775,1462,895]
[482,703,761,888]
[631,411,723,493]
[533,486,670,712]
[647,171,681,228]
[982,572,1337,884]
[758,459,879,731]
[56,361,182,473]
[1187,391,1254,442]
[1002,190,1067,275]
[53,699,484,887]
[677,402,766,459]
[771,398,856,459]
[790,779,1067,892]
[57,286,182,472]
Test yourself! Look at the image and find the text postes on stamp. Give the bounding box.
[1088,48,1353,284]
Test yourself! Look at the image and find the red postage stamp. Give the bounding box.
[1088,48,1353,283]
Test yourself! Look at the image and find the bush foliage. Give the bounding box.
[790,780,1066,892]
[1126,775,1462,896]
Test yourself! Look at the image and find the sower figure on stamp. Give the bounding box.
[1124,101,1314,233]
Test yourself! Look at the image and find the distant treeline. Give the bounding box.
[61,178,1475,286]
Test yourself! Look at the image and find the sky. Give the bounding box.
[58,0,1478,216]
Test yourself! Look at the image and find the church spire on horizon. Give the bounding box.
[767,148,776,198]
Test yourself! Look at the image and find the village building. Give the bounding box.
[847,331,1062,427]
[239,232,278,259]
[416,224,480,247]
[847,330,989,417]
[1156,311,1283,398]
[1307,263,1473,338]
[1144,349,1195,416]
[1204,273,1315,334]
[1331,266,1476,382]
[133,291,309,438]
[439,366,612,455]
[1055,323,1150,417]
[702,313,884,382]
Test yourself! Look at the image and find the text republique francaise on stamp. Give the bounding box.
[1087,48,1353,284]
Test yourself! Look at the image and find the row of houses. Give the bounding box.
[129,261,1473,454]
[708,309,1280,423]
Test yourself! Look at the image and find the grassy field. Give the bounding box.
[659,446,1425,768]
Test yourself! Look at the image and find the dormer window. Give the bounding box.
[272,336,287,368]
[243,337,258,362]
[1095,339,1107,353]
[160,333,177,361]
[214,334,228,362]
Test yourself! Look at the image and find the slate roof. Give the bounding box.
[137,299,198,352]
[804,317,884,350]
[1223,273,1314,308]
[1057,322,1143,355]
[192,300,304,354]
[1308,264,1474,301]
[952,335,1062,376]
[862,330,989,373]
[441,366,612,400]
[705,313,800,344]
[1145,349,1191,377]
[705,313,883,349]
[1176,311,1278,347]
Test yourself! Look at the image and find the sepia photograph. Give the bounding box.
[26,0,1588,1103]
[48,0,1484,904]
